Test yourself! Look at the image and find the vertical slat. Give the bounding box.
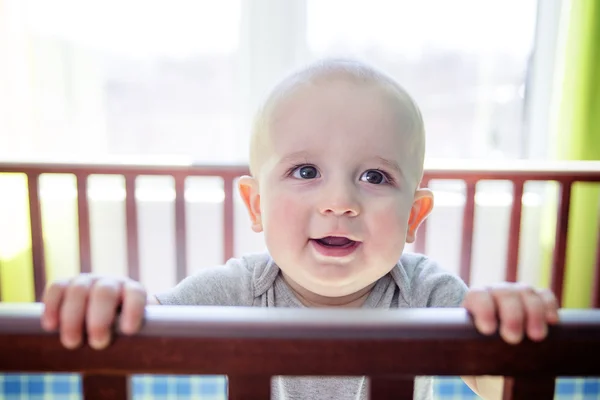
[502,378,514,400]
[414,178,430,254]
[551,180,572,306]
[227,375,271,400]
[505,181,524,282]
[502,377,555,400]
[460,181,477,284]
[77,174,92,274]
[174,175,188,283]
[223,175,235,262]
[592,217,600,308]
[125,175,140,281]
[83,375,129,400]
[28,172,47,301]
[370,376,414,400]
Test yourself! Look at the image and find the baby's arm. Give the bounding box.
[461,376,502,400]
[41,275,155,350]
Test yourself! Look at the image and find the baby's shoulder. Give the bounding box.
[186,251,273,286]
[396,252,468,308]
[155,252,275,306]
[398,252,442,277]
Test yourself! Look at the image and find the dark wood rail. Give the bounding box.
[0,304,599,400]
[1,160,600,306]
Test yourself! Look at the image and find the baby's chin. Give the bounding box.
[287,269,381,299]
[305,281,365,298]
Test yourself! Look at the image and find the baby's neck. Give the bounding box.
[281,273,375,308]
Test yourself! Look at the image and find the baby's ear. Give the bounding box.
[406,188,434,243]
[238,176,263,233]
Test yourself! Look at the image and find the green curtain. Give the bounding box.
[0,174,36,302]
[541,0,600,308]
[0,173,79,303]
[0,250,35,302]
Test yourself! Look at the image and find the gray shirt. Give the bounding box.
[156,252,468,400]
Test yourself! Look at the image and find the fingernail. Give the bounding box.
[502,329,522,344]
[62,336,80,350]
[536,325,548,340]
[120,321,133,335]
[477,322,495,335]
[41,316,53,331]
[90,336,110,350]
[121,319,140,335]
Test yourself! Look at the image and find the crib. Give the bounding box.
[1,160,600,400]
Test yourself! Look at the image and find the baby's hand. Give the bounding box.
[462,283,559,344]
[41,274,148,350]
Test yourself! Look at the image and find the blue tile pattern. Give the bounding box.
[0,374,598,399]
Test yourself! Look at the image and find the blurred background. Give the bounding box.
[1,1,599,399]
[0,0,544,163]
[1,0,598,305]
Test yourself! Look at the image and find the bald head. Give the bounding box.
[249,59,426,189]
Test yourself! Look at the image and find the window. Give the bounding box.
[307,0,538,160]
[0,0,568,291]
[0,0,540,163]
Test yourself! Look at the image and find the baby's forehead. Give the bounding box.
[250,60,426,184]
[271,77,420,135]
[271,77,422,152]
[271,82,413,147]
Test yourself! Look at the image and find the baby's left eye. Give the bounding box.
[360,170,388,185]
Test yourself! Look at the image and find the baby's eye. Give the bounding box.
[360,170,388,185]
[292,165,320,179]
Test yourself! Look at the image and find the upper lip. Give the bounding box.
[312,234,361,242]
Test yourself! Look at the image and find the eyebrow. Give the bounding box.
[376,157,405,179]
[278,151,312,165]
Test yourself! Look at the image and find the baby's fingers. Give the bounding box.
[59,274,96,349]
[41,279,70,331]
[520,288,547,342]
[538,288,560,324]
[493,290,525,345]
[119,280,147,335]
[86,278,123,350]
[462,288,497,335]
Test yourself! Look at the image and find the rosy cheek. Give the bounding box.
[372,209,400,233]
[274,195,299,219]
[367,200,409,244]
[264,190,306,231]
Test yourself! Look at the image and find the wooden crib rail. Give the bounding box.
[1,304,599,400]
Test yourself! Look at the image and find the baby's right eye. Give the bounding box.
[292,165,320,179]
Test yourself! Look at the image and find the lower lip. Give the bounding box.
[310,239,361,258]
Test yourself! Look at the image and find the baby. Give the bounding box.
[41,59,559,400]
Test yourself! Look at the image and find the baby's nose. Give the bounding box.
[321,205,359,217]
[319,192,360,217]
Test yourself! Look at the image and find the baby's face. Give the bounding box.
[241,79,432,299]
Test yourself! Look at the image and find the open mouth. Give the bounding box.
[310,236,361,257]
[315,236,357,248]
